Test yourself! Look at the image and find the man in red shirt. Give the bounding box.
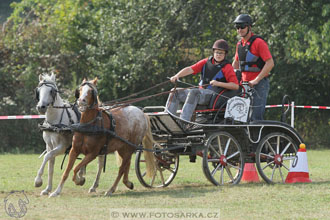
[232,14,274,121]
[166,39,239,123]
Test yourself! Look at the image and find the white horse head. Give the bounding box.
[36,73,60,114]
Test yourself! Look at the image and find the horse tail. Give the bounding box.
[115,151,122,167]
[142,114,157,178]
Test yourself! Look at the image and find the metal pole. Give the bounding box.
[291,101,294,128]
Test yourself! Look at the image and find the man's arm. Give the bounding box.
[170,67,194,83]
[249,58,274,87]
[232,59,239,70]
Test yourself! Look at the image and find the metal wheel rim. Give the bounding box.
[256,132,298,184]
[135,150,179,188]
[202,131,244,186]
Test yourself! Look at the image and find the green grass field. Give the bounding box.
[1,150,330,220]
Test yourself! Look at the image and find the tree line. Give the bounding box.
[0,0,329,152]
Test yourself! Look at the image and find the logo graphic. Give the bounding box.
[4,190,29,218]
[225,97,250,122]
[292,155,298,168]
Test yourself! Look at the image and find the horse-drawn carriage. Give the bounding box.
[135,84,303,187]
[35,74,303,197]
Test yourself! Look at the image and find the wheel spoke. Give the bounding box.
[278,166,284,183]
[220,166,224,185]
[225,167,234,181]
[266,140,276,155]
[208,158,220,162]
[280,142,292,156]
[227,151,240,160]
[271,165,276,181]
[223,138,231,156]
[262,161,274,170]
[260,152,274,159]
[211,163,221,177]
[159,169,165,185]
[276,136,280,154]
[227,162,240,170]
[281,163,290,171]
[210,144,221,157]
[217,136,224,155]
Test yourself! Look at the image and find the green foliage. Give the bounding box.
[0,0,329,152]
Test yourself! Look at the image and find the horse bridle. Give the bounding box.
[75,82,98,109]
[35,81,59,105]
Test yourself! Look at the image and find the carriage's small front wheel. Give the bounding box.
[202,131,244,186]
[255,132,298,184]
[135,147,179,188]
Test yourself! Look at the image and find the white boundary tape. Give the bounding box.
[266,101,330,128]
[0,102,329,128]
[0,115,45,120]
[266,104,330,110]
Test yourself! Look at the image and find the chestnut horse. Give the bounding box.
[50,78,156,197]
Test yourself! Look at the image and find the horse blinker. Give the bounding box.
[75,88,80,99]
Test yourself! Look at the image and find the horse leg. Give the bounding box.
[89,155,105,193]
[104,153,130,197]
[35,145,64,190]
[40,157,55,195]
[49,149,79,198]
[72,153,98,186]
[122,155,134,190]
[77,165,86,186]
[34,149,49,188]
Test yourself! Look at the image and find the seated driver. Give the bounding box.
[166,39,239,123]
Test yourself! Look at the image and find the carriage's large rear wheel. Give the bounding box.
[255,132,298,184]
[202,131,244,186]
[135,146,179,188]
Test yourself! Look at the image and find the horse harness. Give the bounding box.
[35,81,59,104]
[38,105,81,133]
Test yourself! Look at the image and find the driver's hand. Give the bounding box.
[170,75,179,83]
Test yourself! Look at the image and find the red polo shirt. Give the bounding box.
[234,33,272,81]
[190,58,238,84]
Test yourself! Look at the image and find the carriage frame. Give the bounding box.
[135,89,303,187]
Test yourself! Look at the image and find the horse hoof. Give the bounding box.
[40,190,49,196]
[127,182,134,190]
[88,188,96,193]
[34,180,43,188]
[49,192,58,198]
[78,178,86,186]
[104,191,113,197]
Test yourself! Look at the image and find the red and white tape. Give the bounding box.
[266,104,330,110]
[0,103,329,120]
[0,115,45,120]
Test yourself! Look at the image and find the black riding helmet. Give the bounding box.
[233,14,253,26]
[212,39,229,53]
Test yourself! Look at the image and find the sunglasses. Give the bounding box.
[214,51,226,55]
[235,23,248,29]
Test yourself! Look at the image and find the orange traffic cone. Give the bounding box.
[241,163,260,182]
[285,143,312,183]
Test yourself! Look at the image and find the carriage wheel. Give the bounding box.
[202,131,244,186]
[255,132,298,184]
[135,147,179,188]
